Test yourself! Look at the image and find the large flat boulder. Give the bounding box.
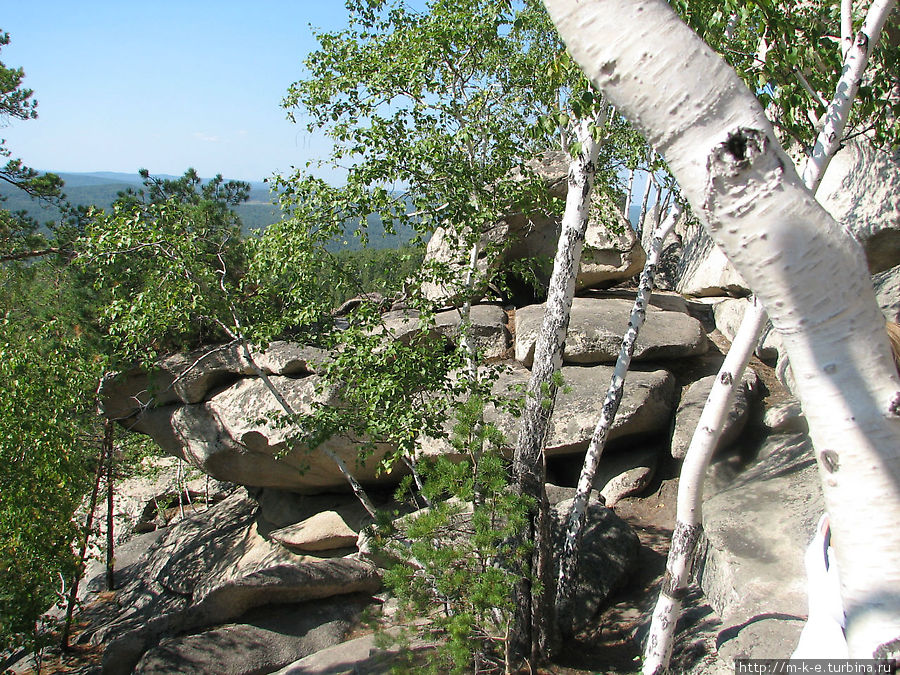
[133,599,366,675]
[136,375,401,492]
[698,434,823,664]
[101,342,330,420]
[515,296,707,367]
[420,363,677,458]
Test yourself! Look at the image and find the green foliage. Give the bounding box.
[377,406,533,674]
[673,0,900,150]
[0,311,100,652]
[0,30,68,262]
[285,0,562,301]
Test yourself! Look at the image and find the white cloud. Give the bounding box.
[193,132,220,143]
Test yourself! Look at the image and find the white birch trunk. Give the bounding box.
[542,0,900,658]
[624,168,636,223]
[842,0,855,59]
[554,204,680,624]
[642,299,767,674]
[511,115,602,663]
[636,168,653,240]
[641,0,897,665]
[802,0,897,192]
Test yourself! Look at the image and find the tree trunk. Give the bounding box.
[642,299,766,674]
[640,0,896,666]
[554,204,681,625]
[635,161,653,240]
[61,425,110,649]
[105,420,115,591]
[542,0,900,658]
[623,167,636,223]
[510,115,601,669]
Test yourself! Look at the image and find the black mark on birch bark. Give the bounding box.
[820,449,840,473]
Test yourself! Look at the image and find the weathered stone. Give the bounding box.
[372,309,444,345]
[256,489,368,532]
[250,342,331,377]
[100,342,328,421]
[515,296,707,367]
[272,630,432,675]
[420,363,677,459]
[89,491,382,675]
[676,216,749,297]
[670,369,759,460]
[269,510,361,552]
[133,599,366,675]
[163,375,400,492]
[596,446,659,506]
[551,497,640,633]
[698,434,823,663]
[435,304,510,359]
[504,196,646,293]
[817,139,900,274]
[764,399,808,435]
[874,263,900,323]
[419,222,508,305]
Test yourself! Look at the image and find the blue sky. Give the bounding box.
[1,2,363,183]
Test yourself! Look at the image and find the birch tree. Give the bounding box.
[509,111,606,664]
[542,0,900,660]
[553,203,682,625]
[642,1,898,668]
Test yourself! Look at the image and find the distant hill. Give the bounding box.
[0,171,419,250]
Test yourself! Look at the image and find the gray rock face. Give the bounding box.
[764,399,808,435]
[420,363,677,459]
[133,599,366,675]
[698,434,823,662]
[596,446,659,506]
[515,296,707,367]
[435,304,510,359]
[676,216,749,297]
[128,374,401,493]
[874,263,900,323]
[817,139,900,274]
[418,222,509,305]
[670,369,760,460]
[551,496,640,634]
[89,490,381,675]
[420,152,645,305]
[101,342,330,421]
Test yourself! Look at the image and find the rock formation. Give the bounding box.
[76,146,900,674]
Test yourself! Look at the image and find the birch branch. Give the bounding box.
[802,0,897,192]
[642,299,766,674]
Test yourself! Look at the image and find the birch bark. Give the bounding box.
[511,114,602,666]
[802,0,897,191]
[554,204,681,626]
[642,299,766,674]
[542,0,900,658]
[643,0,896,662]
